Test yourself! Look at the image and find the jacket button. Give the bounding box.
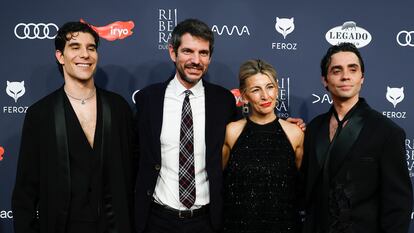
[155,164,161,170]
[146,190,152,196]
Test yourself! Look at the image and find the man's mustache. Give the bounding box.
[185,63,204,69]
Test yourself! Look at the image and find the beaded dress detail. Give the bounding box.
[223,118,300,233]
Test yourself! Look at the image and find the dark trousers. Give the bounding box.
[144,205,216,233]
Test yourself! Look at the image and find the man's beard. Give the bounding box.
[177,63,205,85]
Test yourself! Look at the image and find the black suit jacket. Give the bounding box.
[302,99,412,233]
[12,87,135,233]
[133,79,237,232]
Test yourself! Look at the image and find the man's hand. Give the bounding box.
[286,117,306,131]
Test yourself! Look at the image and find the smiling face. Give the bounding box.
[55,31,98,85]
[243,72,278,118]
[169,33,211,89]
[323,51,364,104]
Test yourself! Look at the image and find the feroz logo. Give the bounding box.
[6,81,25,103]
[80,19,134,41]
[325,21,372,48]
[3,80,28,114]
[0,146,4,161]
[14,23,58,40]
[158,8,178,49]
[386,86,404,108]
[275,17,294,39]
[382,86,407,119]
[230,89,243,107]
[271,17,298,51]
[212,25,250,36]
[396,31,414,47]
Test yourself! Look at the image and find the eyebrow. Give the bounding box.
[330,63,359,71]
[68,42,96,48]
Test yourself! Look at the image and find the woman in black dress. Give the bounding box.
[222,59,304,233]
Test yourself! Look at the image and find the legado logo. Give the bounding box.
[325,21,372,48]
[271,17,297,51]
[3,80,28,114]
[382,86,406,119]
[0,146,4,161]
[396,31,414,47]
[80,19,134,41]
[14,23,58,40]
[158,8,178,50]
[212,25,250,36]
[230,89,243,107]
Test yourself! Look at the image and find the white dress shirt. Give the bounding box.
[153,75,209,210]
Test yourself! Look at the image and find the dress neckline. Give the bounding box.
[246,116,278,127]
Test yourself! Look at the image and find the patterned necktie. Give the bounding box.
[179,90,196,209]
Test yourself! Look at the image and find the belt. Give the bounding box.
[151,202,209,219]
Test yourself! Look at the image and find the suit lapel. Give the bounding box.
[150,81,169,164]
[329,102,368,178]
[100,90,111,174]
[315,114,331,168]
[204,81,214,166]
[53,88,71,210]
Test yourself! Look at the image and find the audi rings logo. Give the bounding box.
[396,31,414,47]
[14,23,59,40]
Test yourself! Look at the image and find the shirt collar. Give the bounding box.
[171,74,204,97]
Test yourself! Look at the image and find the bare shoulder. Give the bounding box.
[225,119,247,149]
[279,118,304,142]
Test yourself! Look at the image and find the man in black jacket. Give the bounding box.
[302,42,412,233]
[12,21,135,233]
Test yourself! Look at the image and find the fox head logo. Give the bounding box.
[275,17,295,39]
[6,81,25,103]
[386,86,404,108]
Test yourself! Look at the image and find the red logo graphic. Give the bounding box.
[0,146,4,161]
[230,89,244,107]
[80,19,135,41]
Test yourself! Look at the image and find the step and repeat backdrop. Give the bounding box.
[1,0,413,232]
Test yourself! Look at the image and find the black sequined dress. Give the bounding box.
[223,118,300,233]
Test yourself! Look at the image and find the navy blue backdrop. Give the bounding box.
[1,0,413,232]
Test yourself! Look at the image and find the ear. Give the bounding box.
[168,44,177,63]
[360,74,364,84]
[321,76,328,89]
[55,50,64,65]
[241,92,249,104]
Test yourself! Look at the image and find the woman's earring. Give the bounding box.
[242,102,249,115]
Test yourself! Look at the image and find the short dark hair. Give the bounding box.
[55,21,99,76]
[320,42,365,78]
[169,18,214,56]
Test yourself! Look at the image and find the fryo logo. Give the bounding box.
[231,89,244,107]
[0,146,4,161]
[80,19,135,41]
